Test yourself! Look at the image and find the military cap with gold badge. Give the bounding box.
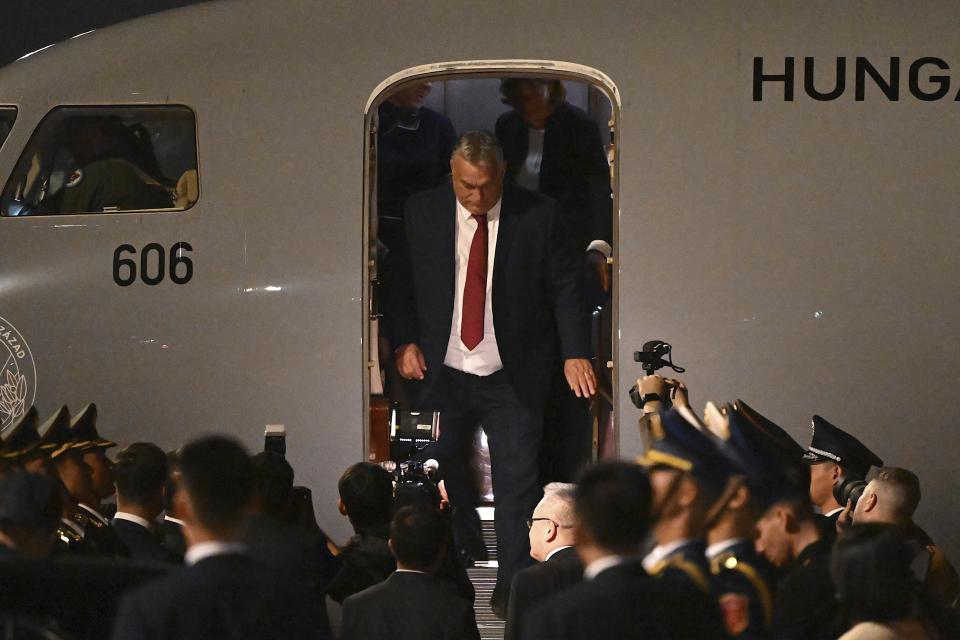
[1,407,55,465]
[67,403,116,452]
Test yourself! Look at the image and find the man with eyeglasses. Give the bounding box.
[504,483,581,640]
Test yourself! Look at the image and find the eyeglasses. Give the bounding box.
[526,517,572,530]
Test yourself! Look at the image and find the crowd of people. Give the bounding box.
[0,382,957,639]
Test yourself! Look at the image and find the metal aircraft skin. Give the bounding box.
[0,0,957,548]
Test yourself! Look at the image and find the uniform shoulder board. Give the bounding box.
[58,518,85,544]
[711,553,773,627]
[651,557,711,594]
[72,508,107,529]
[65,168,84,189]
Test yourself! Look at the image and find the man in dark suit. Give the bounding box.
[111,435,328,640]
[504,482,581,640]
[340,504,480,640]
[389,130,595,615]
[158,449,186,561]
[112,442,179,563]
[522,462,725,640]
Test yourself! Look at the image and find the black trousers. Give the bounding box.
[425,366,543,588]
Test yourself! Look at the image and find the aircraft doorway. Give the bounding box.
[363,63,620,501]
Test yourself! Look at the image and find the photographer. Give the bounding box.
[845,467,960,609]
[327,462,397,604]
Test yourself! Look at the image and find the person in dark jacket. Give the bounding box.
[495,78,612,486]
[326,462,397,603]
[111,436,328,640]
[111,442,178,563]
[340,504,480,640]
[505,482,582,640]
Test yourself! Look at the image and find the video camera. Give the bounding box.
[630,340,685,409]
[388,407,442,509]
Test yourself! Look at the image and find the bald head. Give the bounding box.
[528,482,577,561]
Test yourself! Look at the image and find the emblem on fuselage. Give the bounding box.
[0,316,37,433]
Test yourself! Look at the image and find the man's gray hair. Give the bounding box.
[451,130,504,168]
[542,482,576,526]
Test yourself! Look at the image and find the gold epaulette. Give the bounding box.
[650,556,711,594]
[58,518,85,545]
[73,507,107,529]
[710,553,773,626]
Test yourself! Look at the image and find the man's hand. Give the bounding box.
[395,343,427,380]
[564,358,597,398]
[836,498,854,535]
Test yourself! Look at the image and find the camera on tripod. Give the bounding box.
[389,407,442,509]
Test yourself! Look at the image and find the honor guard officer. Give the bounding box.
[748,415,845,640]
[802,415,883,541]
[636,407,733,625]
[704,403,782,639]
[1,407,42,476]
[2,407,57,476]
[39,406,128,558]
[68,403,118,513]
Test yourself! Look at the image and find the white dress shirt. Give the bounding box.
[444,196,503,376]
[113,511,153,531]
[642,538,692,573]
[583,554,625,580]
[184,541,247,566]
[516,128,545,191]
[705,537,747,560]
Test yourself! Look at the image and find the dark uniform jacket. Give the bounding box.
[111,552,329,640]
[708,539,774,639]
[112,517,179,564]
[505,545,582,640]
[646,539,714,596]
[390,184,589,405]
[57,505,130,558]
[341,570,480,640]
[771,538,843,640]
[325,525,396,604]
[496,101,613,253]
[522,558,726,640]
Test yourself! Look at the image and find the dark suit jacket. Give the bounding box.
[340,571,480,640]
[324,526,396,604]
[390,184,589,404]
[505,545,582,640]
[244,513,335,634]
[111,552,329,640]
[0,555,169,639]
[771,539,843,640]
[158,517,186,561]
[522,559,726,640]
[112,518,179,564]
[496,101,612,252]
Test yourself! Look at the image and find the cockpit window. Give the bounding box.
[0,108,15,149]
[1,105,198,217]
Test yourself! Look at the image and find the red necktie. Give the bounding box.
[461,213,488,350]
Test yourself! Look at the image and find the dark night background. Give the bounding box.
[1,0,208,68]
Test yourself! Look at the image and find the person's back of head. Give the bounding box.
[574,462,651,555]
[177,436,254,541]
[389,504,447,573]
[338,462,393,532]
[831,523,918,624]
[113,442,168,518]
[251,451,294,519]
[868,467,921,524]
[0,471,62,557]
[529,482,577,561]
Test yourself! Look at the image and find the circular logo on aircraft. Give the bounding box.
[0,316,37,434]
